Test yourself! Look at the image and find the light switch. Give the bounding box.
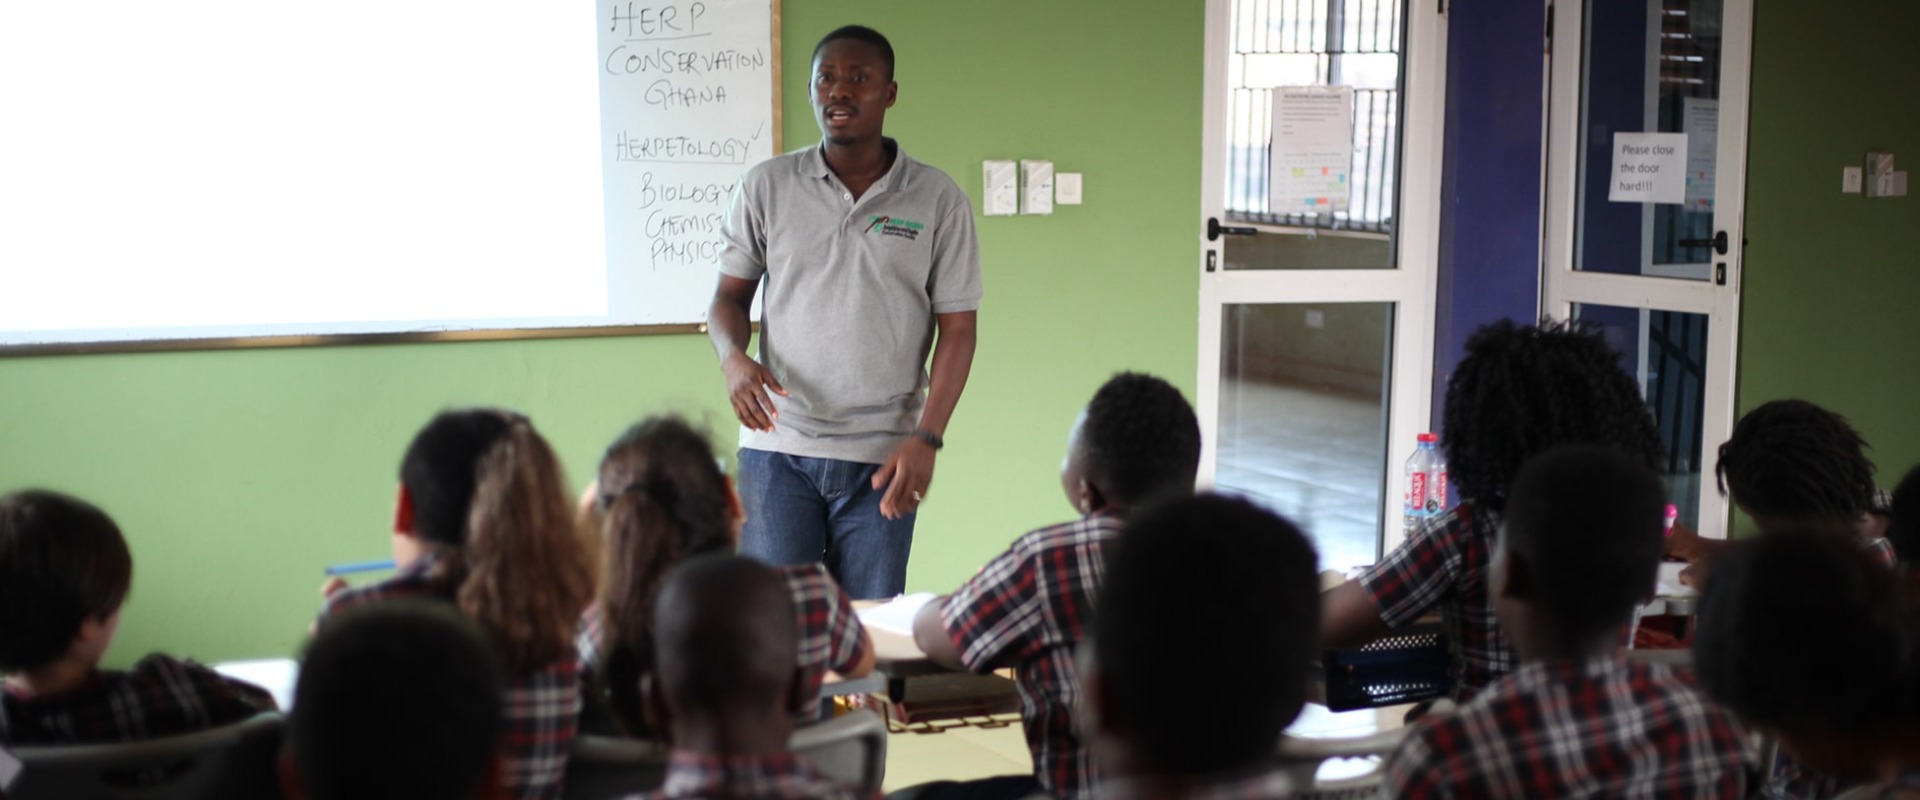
[1843,166,1863,194]
[1021,160,1054,215]
[1055,172,1083,205]
[982,160,1017,216]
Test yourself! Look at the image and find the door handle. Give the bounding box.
[1677,231,1729,255]
[1207,217,1258,241]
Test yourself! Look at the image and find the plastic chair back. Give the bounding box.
[3,712,283,800]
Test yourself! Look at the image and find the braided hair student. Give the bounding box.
[575,416,874,739]
[1665,399,1900,800]
[1667,398,1894,584]
[1320,319,1663,701]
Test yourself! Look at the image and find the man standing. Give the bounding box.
[708,25,980,599]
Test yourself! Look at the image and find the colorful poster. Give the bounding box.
[1269,86,1353,215]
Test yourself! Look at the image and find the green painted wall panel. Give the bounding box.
[1739,0,1920,523]
[0,0,1204,666]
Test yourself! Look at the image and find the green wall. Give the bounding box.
[0,1,1204,667]
[1739,0,1920,516]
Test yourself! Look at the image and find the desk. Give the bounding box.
[853,600,951,703]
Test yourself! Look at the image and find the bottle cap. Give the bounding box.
[1417,432,1438,443]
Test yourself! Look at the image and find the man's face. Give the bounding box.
[811,39,896,146]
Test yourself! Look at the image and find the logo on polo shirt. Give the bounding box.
[864,215,925,242]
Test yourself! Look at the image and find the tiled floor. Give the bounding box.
[1215,378,1387,575]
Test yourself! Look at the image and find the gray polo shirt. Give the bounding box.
[718,140,982,464]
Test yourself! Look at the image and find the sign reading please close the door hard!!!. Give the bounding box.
[1608,132,1688,205]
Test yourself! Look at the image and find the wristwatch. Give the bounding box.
[911,427,944,450]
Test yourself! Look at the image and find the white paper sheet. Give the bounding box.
[1268,86,1353,214]
[1653,562,1697,598]
[1682,98,1719,209]
[856,592,937,636]
[1608,132,1688,204]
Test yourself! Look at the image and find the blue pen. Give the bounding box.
[325,559,396,577]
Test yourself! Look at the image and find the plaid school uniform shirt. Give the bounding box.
[322,554,582,800]
[0,653,276,745]
[939,512,1121,799]
[640,750,874,800]
[1357,501,1513,701]
[577,562,872,720]
[1765,492,1898,800]
[1385,653,1755,799]
[1099,767,1296,799]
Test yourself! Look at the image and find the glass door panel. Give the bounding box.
[1572,303,1710,529]
[1216,302,1393,573]
[1574,0,1724,281]
[1545,0,1750,539]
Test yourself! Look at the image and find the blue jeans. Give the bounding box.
[736,448,915,599]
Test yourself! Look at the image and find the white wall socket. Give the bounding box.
[1843,166,1863,194]
[1021,160,1054,215]
[982,160,1017,216]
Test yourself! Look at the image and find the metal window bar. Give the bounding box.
[1226,0,1403,233]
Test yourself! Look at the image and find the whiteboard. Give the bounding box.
[0,0,777,352]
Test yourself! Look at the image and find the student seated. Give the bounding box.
[284,600,507,800]
[910,371,1203,799]
[1384,446,1753,798]
[1662,399,1893,799]
[1667,398,1894,583]
[639,555,868,800]
[318,409,596,800]
[1322,319,1664,702]
[0,489,274,744]
[577,416,873,738]
[1085,494,1318,799]
[1693,530,1920,800]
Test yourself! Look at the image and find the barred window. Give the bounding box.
[1226,0,1404,233]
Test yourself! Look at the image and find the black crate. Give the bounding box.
[1321,622,1453,712]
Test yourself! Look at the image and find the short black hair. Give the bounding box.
[653,555,797,719]
[1887,463,1920,565]
[1095,494,1319,775]
[812,25,895,79]
[1442,319,1663,512]
[1502,445,1667,640]
[291,601,506,800]
[1083,372,1202,506]
[400,409,517,547]
[1716,399,1875,523]
[0,490,132,672]
[1692,530,1909,736]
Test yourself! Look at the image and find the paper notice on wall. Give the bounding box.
[1269,86,1352,214]
[1682,97,1719,209]
[1608,132,1688,204]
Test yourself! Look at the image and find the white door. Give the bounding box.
[1198,0,1448,572]
[1542,0,1752,540]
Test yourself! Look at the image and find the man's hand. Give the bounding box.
[872,437,936,519]
[1665,519,1704,561]
[723,351,787,432]
[319,577,349,600]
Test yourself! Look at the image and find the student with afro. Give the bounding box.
[1321,319,1663,701]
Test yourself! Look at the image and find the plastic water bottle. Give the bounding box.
[1404,433,1446,533]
